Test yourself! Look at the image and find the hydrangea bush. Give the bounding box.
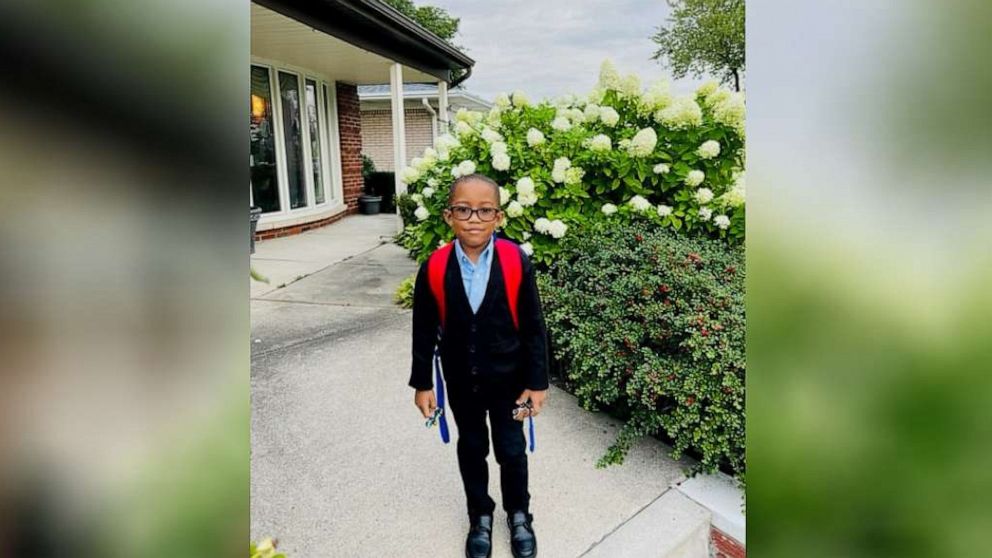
[396,60,745,264]
[539,219,745,482]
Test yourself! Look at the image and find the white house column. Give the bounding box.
[437,80,449,132]
[390,63,407,216]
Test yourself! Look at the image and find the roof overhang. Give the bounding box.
[252,0,474,83]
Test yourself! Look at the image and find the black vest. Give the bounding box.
[438,246,525,393]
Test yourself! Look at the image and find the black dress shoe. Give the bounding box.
[507,510,537,558]
[465,514,493,558]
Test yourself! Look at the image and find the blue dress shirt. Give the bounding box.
[453,234,495,314]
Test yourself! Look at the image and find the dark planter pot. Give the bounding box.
[250,206,262,254]
[365,172,396,212]
[358,194,382,215]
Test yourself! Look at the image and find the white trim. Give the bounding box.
[437,80,449,131]
[257,202,348,231]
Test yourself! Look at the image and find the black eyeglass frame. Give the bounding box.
[445,205,503,222]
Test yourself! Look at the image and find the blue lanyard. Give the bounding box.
[432,325,536,452]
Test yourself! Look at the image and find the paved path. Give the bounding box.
[250,214,702,558]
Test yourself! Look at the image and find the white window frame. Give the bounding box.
[251,56,347,230]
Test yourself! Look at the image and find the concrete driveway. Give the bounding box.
[250,214,709,558]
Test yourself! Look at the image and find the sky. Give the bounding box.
[430,0,711,102]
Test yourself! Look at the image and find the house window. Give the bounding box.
[249,65,279,213]
[305,79,325,205]
[278,71,308,210]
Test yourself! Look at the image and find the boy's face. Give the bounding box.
[443,179,502,249]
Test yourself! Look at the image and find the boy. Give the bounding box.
[409,174,549,558]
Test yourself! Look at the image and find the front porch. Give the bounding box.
[249,0,472,237]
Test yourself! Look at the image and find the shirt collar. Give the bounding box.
[454,234,495,266]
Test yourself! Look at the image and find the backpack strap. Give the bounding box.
[427,241,455,330]
[494,238,523,331]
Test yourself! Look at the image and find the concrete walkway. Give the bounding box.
[250,214,710,558]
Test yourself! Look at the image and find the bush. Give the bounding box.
[394,273,415,309]
[396,60,745,265]
[538,218,745,481]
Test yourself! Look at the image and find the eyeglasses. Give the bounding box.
[447,205,501,222]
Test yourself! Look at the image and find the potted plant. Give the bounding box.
[358,155,382,214]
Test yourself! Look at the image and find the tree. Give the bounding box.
[382,0,460,44]
[651,0,745,91]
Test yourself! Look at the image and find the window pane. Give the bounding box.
[250,66,279,213]
[323,83,335,201]
[278,71,307,210]
[305,79,325,204]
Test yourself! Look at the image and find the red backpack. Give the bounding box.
[425,236,536,452]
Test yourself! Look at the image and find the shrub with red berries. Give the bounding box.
[538,219,744,482]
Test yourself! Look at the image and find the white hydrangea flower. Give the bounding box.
[584,103,602,121]
[627,128,658,157]
[490,141,508,154]
[400,166,421,184]
[526,128,545,146]
[437,148,450,161]
[657,204,673,217]
[455,120,474,136]
[422,187,435,199]
[451,165,462,179]
[588,86,606,105]
[414,205,430,221]
[409,157,424,170]
[511,90,530,107]
[696,80,719,98]
[534,217,551,234]
[588,134,612,152]
[695,187,714,205]
[410,193,423,203]
[547,219,568,239]
[458,160,477,176]
[517,191,538,206]
[481,127,503,143]
[551,157,571,183]
[434,133,460,151]
[704,88,732,108]
[566,108,585,124]
[427,178,439,188]
[628,195,652,212]
[641,79,672,112]
[719,175,746,208]
[499,187,511,206]
[551,116,571,131]
[455,108,482,124]
[494,92,511,109]
[564,167,585,185]
[698,207,713,221]
[516,177,535,195]
[554,93,576,107]
[422,146,437,158]
[506,200,524,218]
[599,106,620,127]
[685,169,705,187]
[438,239,446,248]
[618,138,631,150]
[492,152,511,171]
[619,73,641,98]
[655,95,703,129]
[713,92,745,133]
[653,163,670,174]
[522,231,531,240]
[601,203,618,215]
[697,140,720,159]
[598,59,621,90]
[520,242,534,256]
[714,214,731,229]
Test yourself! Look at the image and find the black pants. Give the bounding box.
[446,377,530,519]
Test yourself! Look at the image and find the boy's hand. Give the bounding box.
[515,389,548,419]
[414,389,437,419]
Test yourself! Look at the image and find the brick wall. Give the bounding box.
[337,82,364,213]
[710,527,745,558]
[360,108,434,171]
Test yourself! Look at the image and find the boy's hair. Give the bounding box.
[447,173,501,206]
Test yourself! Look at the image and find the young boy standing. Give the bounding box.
[409,174,549,558]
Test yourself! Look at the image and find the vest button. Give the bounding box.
[471,366,479,375]
[470,324,477,333]
[472,385,479,393]
[469,345,476,353]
